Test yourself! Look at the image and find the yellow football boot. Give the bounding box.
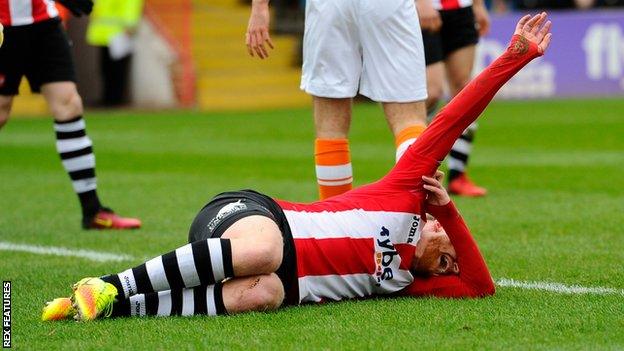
[42,297,75,321]
[71,277,118,321]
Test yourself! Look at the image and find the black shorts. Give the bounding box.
[0,18,76,95]
[422,6,479,66]
[188,189,299,306]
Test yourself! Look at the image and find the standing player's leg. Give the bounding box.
[357,0,428,163]
[0,22,24,130]
[0,95,13,129]
[444,44,487,196]
[434,6,485,196]
[300,1,361,200]
[40,81,140,229]
[383,101,427,163]
[421,29,447,116]
[424,62,446,115]
[313,97,354,200]
[31,19,140,229]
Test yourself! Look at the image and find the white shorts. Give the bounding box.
[300,0,427,103]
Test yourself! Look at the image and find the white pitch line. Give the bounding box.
[496,278,624,296]
[0,241,134,262]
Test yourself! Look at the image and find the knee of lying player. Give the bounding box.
[412,218,459,276]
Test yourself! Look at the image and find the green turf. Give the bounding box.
[1,100,623,350]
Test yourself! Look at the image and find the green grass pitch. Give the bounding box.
[1,99,623,350]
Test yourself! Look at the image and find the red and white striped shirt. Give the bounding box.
[0,0,58,27]
[431,0,473,11]
[279,193,423,303]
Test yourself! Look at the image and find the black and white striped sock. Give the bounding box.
[110,284,227,318]
[448,122,478,182]
[54,116,102,218]
[102,238,234,299]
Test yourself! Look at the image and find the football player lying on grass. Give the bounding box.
[42,13,552,321]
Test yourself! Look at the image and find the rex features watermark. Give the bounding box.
[3,281,10,349]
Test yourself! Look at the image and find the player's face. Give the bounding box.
[412,220,459,276]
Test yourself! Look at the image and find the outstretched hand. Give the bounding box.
[422,171,450,207]
[514,12,552,55]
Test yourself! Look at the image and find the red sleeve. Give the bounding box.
[379,35,542,192]
[400,202,495,298]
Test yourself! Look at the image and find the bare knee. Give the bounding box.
[225,273,285,313]
[0,96,13,129]
[225,216,284,275]
[43,84,83,120]
[248,273,284,311]
[247,233,283,273]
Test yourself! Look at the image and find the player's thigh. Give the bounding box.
[444,45,476,95]
[438,7,478,95]
[0,25,27,99]
[300,0,361,99]
[187,192,284,274]
[359,0,427,103]
[222,273,285,313]
[26,19,76,98]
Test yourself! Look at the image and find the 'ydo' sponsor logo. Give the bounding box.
[374,226,398,286]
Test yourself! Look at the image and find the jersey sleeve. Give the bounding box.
[378,35,542,192]
[399,202,495,298]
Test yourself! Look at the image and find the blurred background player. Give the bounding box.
[247,0,429,200]
[0,0,141,229]
[417,0,490,197]
[86,0,144,107]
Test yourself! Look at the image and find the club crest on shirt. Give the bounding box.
[207,200,247,232]
[374,226,398,286]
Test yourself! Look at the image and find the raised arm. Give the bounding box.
[380,13,552,190]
